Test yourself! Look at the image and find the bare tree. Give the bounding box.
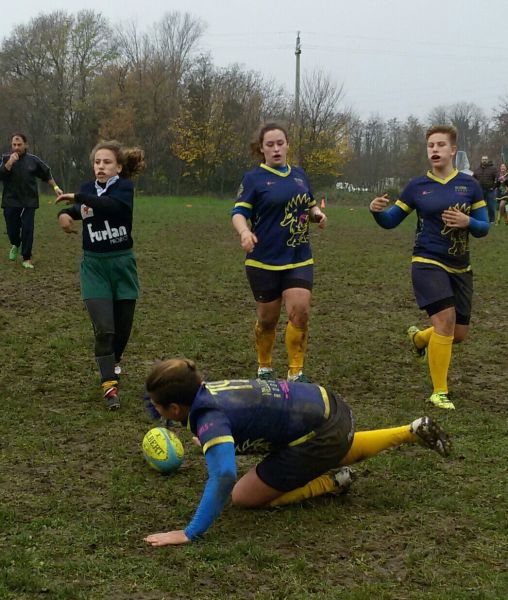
[428,102,489,162]
[107,12,205,192]
[297,70,350,185]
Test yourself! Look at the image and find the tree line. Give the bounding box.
[344,103,508,193]
[1,10,507,195]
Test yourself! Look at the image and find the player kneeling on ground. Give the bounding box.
[142,358,451,547]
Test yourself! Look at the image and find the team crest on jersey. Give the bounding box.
[280,194,310,247]
[454,185,469,194]
[294,177,305,187]
[442,202,470,256]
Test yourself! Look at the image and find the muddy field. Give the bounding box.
[1,197,506,599]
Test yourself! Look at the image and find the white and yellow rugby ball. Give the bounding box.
[142,427,184,474]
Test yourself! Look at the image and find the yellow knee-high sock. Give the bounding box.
[428,331,454,393]
[255,321,276,369]
[285,320,308,375]
[414,326,433,349]
[340,426,416,466]
[269,474,335,506]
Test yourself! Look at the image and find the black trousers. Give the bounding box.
[3,207,36,260]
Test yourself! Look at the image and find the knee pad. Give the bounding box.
[95,331,115,356]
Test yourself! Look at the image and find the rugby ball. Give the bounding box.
[142,427,184,474]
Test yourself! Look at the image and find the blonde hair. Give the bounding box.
[90,140,145,178]
[145,358,203,408]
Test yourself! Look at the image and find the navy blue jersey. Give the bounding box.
[59,177,134,253]
[232,164,316,270]
[396,170,485,271]
[188,379,332,454]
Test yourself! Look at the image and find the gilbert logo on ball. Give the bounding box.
[142,427,184,474]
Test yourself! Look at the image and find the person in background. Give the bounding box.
[0,133,62,269]
[495,163,508,225]
[473,155,497,223]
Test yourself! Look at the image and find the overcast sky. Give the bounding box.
[2,0,507,121]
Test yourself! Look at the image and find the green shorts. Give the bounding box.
[80,249,140,300]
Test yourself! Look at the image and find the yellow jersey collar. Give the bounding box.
[426,169,459,185]
[260,163,292,177]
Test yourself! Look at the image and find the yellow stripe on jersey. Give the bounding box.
[287,387,330,448]
[260,163,292,177]
[411,256,471,273]
[395,199,412,213]
[288,430,316,447]
[244,257,314,270]
[471,200,486,210]
[234,201,253,209]
[202,436,235,454]
[426,169,459,185]
[319,386,330,419]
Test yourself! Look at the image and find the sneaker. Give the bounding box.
[407,326,427,363]
[409,416,451,457]
[428,392,455,411]
[257,367,275,380]
[287,371,311,383]
[8,245,18,261]
[22,260,34,269]
[330,466,355,493]
[102,380,120,411]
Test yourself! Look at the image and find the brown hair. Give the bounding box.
[426,125,457,145]
[250,122,289,161]
[90,140,145,178]
[10,132,27,143]
[145,358,203,408]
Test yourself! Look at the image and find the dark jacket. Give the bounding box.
[0,152,53,209]
[58,178,134,253]
[473,162,497,191]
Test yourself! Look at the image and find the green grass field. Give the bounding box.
[0,196,507,599]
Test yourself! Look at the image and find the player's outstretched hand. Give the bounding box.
[56,193,75,205]
[442,206,470,229]
[144,530,190,547]
[58,213,78,235]
[370,194,390,212]
[312,209,327,228]
[240,229,258,253]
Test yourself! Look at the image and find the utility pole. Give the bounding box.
[294,31,301,165]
